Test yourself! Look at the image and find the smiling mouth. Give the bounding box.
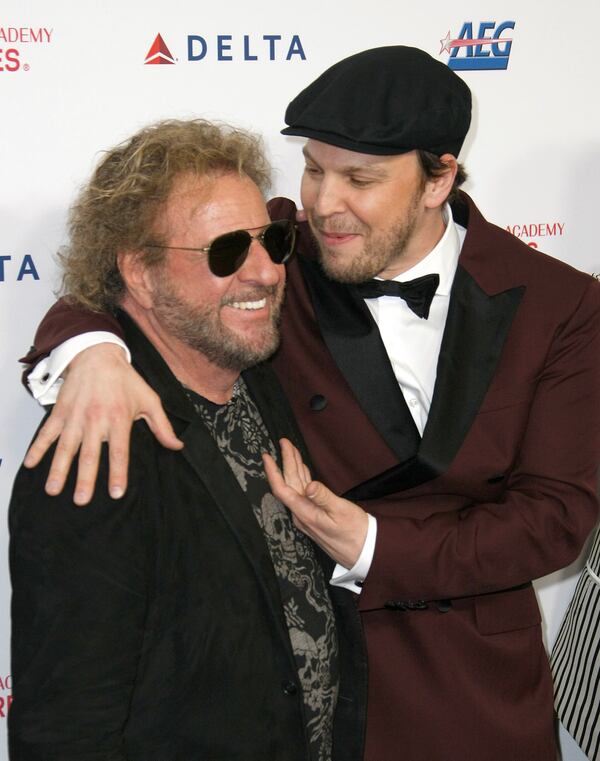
[228,298,267,311]
[319,231,360,244]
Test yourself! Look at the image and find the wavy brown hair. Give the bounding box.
[59,119,272,311]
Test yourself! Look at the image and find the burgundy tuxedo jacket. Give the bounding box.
[24,192,600,761]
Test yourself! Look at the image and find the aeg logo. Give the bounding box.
[440,21,515,71]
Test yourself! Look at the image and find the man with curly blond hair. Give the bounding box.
[8,119,366,761]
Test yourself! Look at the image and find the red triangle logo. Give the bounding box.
[144,34,176,65]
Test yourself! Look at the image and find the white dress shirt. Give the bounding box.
[28,206,465,593]
[362,205,465,434]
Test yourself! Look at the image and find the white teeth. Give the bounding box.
[229,298,266,310]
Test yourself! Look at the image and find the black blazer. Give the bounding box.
[9,313,366,761]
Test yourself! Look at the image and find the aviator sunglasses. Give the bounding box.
[146,219,296,277]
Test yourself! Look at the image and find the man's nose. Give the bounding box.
[312,177,347,218]
[237,239,283,286]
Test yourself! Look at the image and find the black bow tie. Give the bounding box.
[355,273,440,319]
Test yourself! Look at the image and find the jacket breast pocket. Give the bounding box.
[474,584,541,635]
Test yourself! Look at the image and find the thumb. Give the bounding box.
[305,479,332,506]
[142,407,184,450]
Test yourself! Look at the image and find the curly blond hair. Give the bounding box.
[59,119,272,311]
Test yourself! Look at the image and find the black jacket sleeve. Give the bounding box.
[8,423,152,760]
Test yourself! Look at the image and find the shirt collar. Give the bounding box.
[388,204,464,297]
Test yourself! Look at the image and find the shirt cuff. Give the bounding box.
[329,513,377,594]
[27,332,131,406]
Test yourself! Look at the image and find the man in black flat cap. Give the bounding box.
[21,47,600,761]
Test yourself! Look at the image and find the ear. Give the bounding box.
[117,250,155,310]
[422,154,458,210]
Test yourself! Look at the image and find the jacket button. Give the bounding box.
[283,681,298,696]
[384,601,407,611]
[309,394,327,411]
[407,600,428,611]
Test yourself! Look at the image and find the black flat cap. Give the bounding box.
[282,46,471,157]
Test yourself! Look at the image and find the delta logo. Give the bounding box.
[144,34,175,65]
[0,25,53,72]
[144,31,306,65]
[0,254,40,282]
[439,21,515,71]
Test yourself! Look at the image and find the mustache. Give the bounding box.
[220,285,281,306]
[308,212,366,236]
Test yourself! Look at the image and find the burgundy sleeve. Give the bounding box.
[20,298,124,368]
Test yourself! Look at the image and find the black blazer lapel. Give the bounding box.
[299,256,421,464]
[422,266,524,470]
[345,267,525,500]
[243,362,312,465]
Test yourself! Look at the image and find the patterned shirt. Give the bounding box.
[186,378,339,761]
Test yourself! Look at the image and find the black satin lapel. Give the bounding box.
[299,257,420,463]
[345,267,525,501]
[422,267,525,468]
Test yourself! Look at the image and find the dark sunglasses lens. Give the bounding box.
[263,221,295,263]
[207,230,251,277]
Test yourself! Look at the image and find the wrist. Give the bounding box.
[66,342,130,378]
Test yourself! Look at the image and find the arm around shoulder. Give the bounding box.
[21,297,124,368]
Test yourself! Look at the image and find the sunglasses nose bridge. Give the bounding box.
[247,226,278,262]
[236,236,282,286]
[249,228,268,248]
[246,231,276,266]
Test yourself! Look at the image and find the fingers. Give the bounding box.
[290,441,312,489]
[265,445,369,568]
[279,438,311,493]
[43,411,109,506]
[43,421,83,498]
[72,423,105,506]
[106,417,132,501]
[50,412,133,506]
[262,452,317,526]
[262,452,286,500]
[23,413,64,470]
[25,343,179,505]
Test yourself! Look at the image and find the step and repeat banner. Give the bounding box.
[1,1,599,757]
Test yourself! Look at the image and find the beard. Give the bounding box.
[309,191,422,284]
[150,274,284,372]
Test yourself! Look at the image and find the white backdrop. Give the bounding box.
[1,1,599,757]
